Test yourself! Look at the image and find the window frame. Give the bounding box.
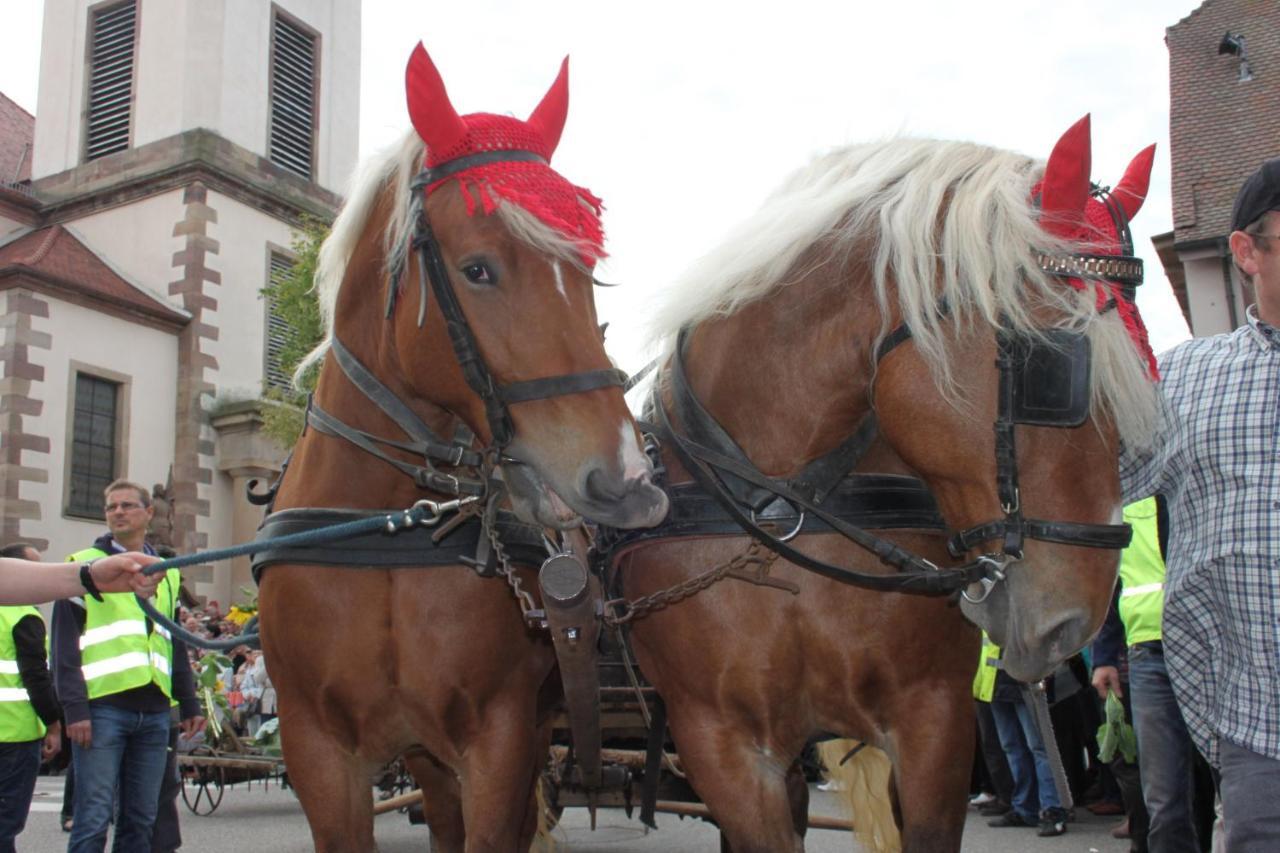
[82,0,141,164]
[266,4,322,180]
[62,363,132,521]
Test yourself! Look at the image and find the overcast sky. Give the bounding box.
[1,1,1203,369]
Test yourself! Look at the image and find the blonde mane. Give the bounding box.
[648,137,1159,448]
[296,129,595,382]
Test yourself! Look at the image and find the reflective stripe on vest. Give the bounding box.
[68,547,179,702]
[0,605,47,742]
[1118,497,1165,647]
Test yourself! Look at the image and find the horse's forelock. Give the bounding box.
[647,136,1160,449]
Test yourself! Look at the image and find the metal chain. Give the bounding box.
[604,542,776,627]
[482,505,540,622]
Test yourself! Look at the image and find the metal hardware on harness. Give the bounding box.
[750,506,806,543]
[480,510,540,626]
[960,554,1015,604]
[603,541,781,627]
[385,496,479,533]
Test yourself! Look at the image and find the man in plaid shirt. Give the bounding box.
[1121,159,1280,850]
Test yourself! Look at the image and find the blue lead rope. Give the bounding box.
[132,498,475,652]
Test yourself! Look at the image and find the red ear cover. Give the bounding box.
[527,57,570,160]
[1040,114,1093,239]
[405,43,468,155]
[1111,143,1156,223]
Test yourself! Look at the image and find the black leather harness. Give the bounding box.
[256,148,628,575]
[605,186,1145,599]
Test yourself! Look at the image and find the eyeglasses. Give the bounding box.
[104,501,145,513]
[1247,232,1280,241]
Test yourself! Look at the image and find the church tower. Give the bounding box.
[0,1,360,601]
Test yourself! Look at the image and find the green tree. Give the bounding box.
[260,216,328,447]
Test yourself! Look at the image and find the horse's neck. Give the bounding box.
[682,270,879,478]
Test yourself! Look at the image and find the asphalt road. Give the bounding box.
[23,774,1134,852]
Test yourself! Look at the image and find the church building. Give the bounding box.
[0,0,359,603]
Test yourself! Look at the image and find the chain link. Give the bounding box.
[604,542,777,627]
[482,506,541,622]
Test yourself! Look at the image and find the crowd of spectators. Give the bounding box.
[175,598,277,741]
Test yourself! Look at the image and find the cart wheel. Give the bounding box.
[182,765,225,815]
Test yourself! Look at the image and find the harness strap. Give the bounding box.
[655,395,988,596]
[305,404,483,495]
[414,150,547,189]
[497,368,629,404]
[669,329,877,510]
[329,337,479,466]
[949,518,1132,556]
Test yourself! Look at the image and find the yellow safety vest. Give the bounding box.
[973,632,1002,702]
[67,548,180,702]
[1117,498,1164,647]
[0,606,46,742]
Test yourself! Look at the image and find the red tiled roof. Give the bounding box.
[0,91,35,185]
[0,225,188,327]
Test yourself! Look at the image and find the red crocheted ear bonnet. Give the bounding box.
[1034,115,1158,379]
[405,43,605,265]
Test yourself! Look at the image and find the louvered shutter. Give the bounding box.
[85,0,137,161]
[264,252,292,391]
[269,14,318,178]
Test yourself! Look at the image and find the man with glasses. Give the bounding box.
[1121,158,1280,850]
[51,480,203,853]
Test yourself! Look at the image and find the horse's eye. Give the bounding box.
[461,263,494,285]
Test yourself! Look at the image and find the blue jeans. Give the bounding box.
[1218,737,1280,852]
[69,704,170,853]
[1129,643,1200,853]
[989,695,1062,821]
[0,739,41,853]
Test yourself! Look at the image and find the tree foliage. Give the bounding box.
[260,217,328,448]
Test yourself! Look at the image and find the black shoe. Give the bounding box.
[979,799,1012,817]
[1037,807,1068,837]
[988,811,1034,828]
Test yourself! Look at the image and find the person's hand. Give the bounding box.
[1091,665,1123,700]
[67,719,92,749]
[88,553,163,596]
[181,715,207,739]
[42,721,61,761]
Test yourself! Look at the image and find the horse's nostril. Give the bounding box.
[582,467,622,504]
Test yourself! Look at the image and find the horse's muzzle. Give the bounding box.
[579,468,669,529]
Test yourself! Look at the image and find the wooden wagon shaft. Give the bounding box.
[372,789,855,831]
[178,755,282,772]
[373,789,424,816]
[548,744,683,774]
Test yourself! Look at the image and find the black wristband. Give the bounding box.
[79,561,105,602]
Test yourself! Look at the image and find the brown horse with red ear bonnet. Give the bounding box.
[609,116,1160,851]
[257,44,665,852]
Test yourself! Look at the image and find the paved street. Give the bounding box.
[22,774,1133,851]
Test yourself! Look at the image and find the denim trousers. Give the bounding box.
[1129,643,1201,853]
[989,695,1062,820]
[69,704,170,853]
[1218,737,1280,852]
[0,739,41,853]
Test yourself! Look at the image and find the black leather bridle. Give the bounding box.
[649,190,1145,600]
[306,149,628,494]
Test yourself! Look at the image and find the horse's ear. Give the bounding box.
[527,57,570,160]
[1111,143,1157,222]
[405,43,468,156]
[1039,114,1093,238]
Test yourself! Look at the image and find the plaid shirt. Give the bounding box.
[1120,306,1280,766]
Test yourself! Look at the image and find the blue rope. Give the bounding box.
[133,500,463,653]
